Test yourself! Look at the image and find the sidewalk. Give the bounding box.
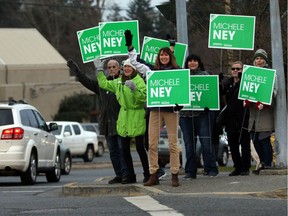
[62,167,287,199]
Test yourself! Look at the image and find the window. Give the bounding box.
[20,109,39,128]
[0,109,13,126]
[33,110,48,131]
[72,125,81,135]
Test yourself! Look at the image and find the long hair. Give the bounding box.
[154,47,179,70]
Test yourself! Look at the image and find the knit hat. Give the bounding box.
[123,59,136,70]
[253,49,268,62]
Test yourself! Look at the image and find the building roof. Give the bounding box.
[0,28,66,66]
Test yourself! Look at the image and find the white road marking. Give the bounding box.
[1,190,43,193]
[124,195,184,216]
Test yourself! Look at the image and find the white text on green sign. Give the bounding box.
[183,75,220,110]
[238,65,276,105]
[209,14,255,50]
[147,69,190,107]
[77,26,100,63]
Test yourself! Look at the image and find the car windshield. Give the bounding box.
[0,109,14,126]
[51,125,62,135]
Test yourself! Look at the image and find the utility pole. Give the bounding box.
[269,0,287,167]
[175,0,188,166]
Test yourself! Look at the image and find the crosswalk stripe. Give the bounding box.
[124,195,184,216]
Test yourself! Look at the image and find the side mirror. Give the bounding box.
[49,122,58,131]
[64,131,71,137]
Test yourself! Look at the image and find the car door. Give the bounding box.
[71,124,85,154]
[33,110,55,163]
[20,109,46,166]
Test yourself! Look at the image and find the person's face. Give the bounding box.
[187,59,199,70]
[231,63,242,78]
[123,65,134,76]
[107,60,120,76]
[159,51,170,66]
[254,56,266,67]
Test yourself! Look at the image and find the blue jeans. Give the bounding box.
[180,112,218,176]
[106,135,127,178]
[252,132,272,167]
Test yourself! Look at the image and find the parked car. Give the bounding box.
[0,100,61,185]
[59,142,72,175]
[49,121,99,162]
[81,123,106,157]
[158,126,229,168]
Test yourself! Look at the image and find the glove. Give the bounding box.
[124,30,133,47]
[93,58,104,72]
[255,101,264,110]
[125,80,137,91]
[204,107,210,113]
[243,100,250,108]
[166,34,176,47]
[173,103,183,112]
[67,59,80,74]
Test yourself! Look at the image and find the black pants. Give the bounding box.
[121,135,149,178]
[227,129,251,171]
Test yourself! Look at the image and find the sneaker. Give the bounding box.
[158,168,166,180]
[229,169,241,176]
[108,176,122,184]
[183,174,196,180]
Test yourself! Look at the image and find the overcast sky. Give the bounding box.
[104,0,167,20]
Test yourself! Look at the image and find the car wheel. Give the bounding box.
[83,145,94,162]
[62,153,72,175]
[95,143,104,157]
[46,150,61,182]
[20,151,37,185]
[218,148,229,166]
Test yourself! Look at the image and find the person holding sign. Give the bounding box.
[244,49,276,174]
[124,30,182,187]
[179,54,219,179]
[67,59,128,184]
[223,61,251,176]
[95,57,150,184]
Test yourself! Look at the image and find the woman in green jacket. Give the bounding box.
[95,58,150,184]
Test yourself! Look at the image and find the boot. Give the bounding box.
[143,173,159,186]
[171,173,179,187]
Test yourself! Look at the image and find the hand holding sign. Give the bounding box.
[93,58,104,72]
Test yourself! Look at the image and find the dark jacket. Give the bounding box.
[223,77,249,133]
[75,70,120,136]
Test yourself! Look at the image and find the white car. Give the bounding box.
[49,121,99,162]
[0,100,61,185]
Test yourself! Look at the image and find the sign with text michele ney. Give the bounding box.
[238,65,276,105]
[183,75,220,111]
[77,26,100,63]
[140,37,187,68]
[208,14,255,50]
[99,20,140,56]
[146,69,190,107]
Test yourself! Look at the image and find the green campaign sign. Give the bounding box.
[238,65,276,105]
[99,20,140,56]
[146,69,190,107]
[183,75,220,110]
[77,26,101,63]
[140,36,187,68]
[208,14,255,50]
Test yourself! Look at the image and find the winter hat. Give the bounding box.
[123,59,136,70]
[253,49,268,62]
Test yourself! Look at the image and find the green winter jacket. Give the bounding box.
[97,71,146,137]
